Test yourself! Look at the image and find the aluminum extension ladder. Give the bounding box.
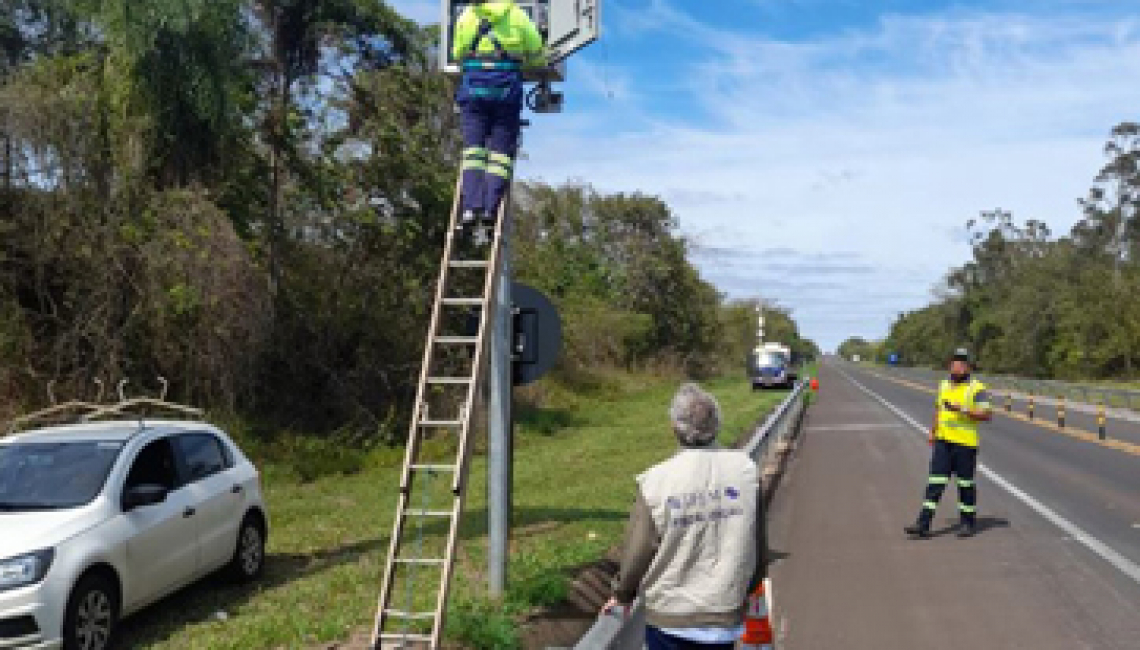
[372,176,508,649]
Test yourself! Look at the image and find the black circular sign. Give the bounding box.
[511,282,562,386]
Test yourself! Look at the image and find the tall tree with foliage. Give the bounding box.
[871,122,1140,379]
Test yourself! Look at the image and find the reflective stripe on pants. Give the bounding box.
[918,439,978,525]
[458,97,520,214]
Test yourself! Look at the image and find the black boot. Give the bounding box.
[904,522,931,539]
[957,518,977,538]
[481,207,498,227]
[459,209,479,229]
[905,510,933,539]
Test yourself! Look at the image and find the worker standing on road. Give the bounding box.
[905,348,993,539]
[451,0,545,230]
[602,383,768,649]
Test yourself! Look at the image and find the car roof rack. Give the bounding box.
[5,377,203,435]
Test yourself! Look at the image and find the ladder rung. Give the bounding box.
[419,420,462,427]
[449,260,489,268]
[405,509,452,517]
[409,464,456,472]
[378,633,433,641]
[384,609,436,620]
[394,558,447,565]
[426,377,472,385]
[434,336,478,345]
[441,297,484,306]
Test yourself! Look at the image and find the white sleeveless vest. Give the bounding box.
[636,447,760,618]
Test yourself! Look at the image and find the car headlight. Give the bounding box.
[0,549,54,592]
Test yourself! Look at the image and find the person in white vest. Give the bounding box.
[602,383,769,649]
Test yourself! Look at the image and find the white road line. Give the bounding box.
[806,423,905,432]
[834,363,1140,587]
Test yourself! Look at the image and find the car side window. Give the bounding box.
[174,434,229,483]
[123,438,181,493]
[217,437,235,469]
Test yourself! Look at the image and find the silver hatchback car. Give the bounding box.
[0,420,268,650]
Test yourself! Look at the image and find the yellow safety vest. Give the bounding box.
[935,379,990,448]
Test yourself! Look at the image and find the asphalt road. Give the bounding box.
[767,358,1140,650]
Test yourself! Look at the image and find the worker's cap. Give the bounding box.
[951,347,970,362]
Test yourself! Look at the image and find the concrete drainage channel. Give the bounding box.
[558,381,811,650]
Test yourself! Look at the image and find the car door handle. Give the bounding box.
[183,507,196,518]
[231,485,243,494]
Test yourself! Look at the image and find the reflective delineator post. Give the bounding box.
[1098,401,1107,440]
[1028,394,1034,420]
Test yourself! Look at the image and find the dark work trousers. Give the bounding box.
[917,439,978,528]
[458,95,521,218]
[645,626,736,650]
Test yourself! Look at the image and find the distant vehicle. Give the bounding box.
[0,419,268,650]
[888,353,900,366]
[748,342,796,389]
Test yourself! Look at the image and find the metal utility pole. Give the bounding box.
[756,304,765,345]
[488,204,513,597]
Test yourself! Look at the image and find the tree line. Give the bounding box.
[840,122,1140,380]
[1,1,816,438]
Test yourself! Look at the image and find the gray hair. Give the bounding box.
[670,383,721,447]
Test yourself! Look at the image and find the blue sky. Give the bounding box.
[392,0,1140,351]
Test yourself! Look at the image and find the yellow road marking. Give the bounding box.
[865,370,1140,458]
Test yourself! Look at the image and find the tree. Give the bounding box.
[838,337,880,362]
[880,123,1140,380]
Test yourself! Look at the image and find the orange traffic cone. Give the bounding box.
[741,579,774,649]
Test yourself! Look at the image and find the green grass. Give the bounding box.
[113,372,788,649]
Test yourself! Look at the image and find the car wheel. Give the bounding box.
[62,574,118,650]
[227,514,266,582]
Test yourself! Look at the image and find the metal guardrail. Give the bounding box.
[569,380,811,650]
[875,365,1140,411]
[569,599,647,650]
[746,380,809,464]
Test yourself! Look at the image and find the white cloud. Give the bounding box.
[566,58,637,103]
[387,0,439,24]
[521,3,1140,350]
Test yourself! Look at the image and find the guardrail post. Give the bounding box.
[1098,401,1106,440]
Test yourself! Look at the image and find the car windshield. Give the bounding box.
[0,441,123,511]
[755,352,786,367]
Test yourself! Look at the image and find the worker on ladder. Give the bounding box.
[451,0,545,231]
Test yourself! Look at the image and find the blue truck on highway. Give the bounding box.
[748,343,796,389]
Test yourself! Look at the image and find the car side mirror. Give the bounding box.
[123,484,169,511]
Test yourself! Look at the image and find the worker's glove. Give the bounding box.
[942,400,961,413]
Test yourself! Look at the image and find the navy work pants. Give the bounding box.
[917,439,978,527]
[458,96,520,217]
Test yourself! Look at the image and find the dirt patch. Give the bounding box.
[311,627,373,649]
[516,552,620,649]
